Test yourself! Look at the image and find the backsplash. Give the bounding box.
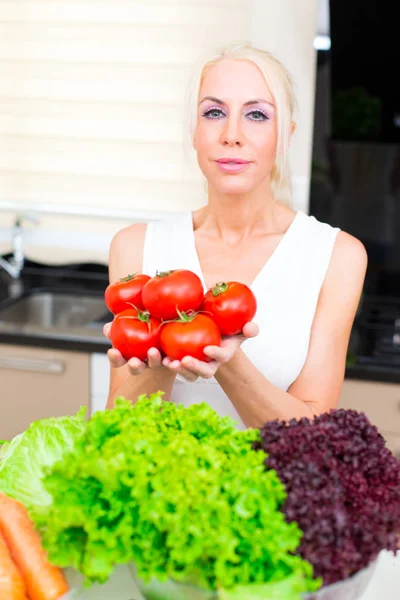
[0,211,125,265]
[0,176,311,266]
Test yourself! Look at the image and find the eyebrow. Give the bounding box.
[199,95,275,108]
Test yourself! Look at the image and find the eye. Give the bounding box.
[202,107,270,121]
[202,108,225,119]
[246,110,269,121]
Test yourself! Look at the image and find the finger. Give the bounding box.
[180,355,217,379]
[162,357,184,369]
[127,357,146,376]
[162,358,198,382]
[162,358,182,371]
[203,322,259,360]
[103,321,112,339]
[202,344,231,362]
[107,348,127,368]
[242,321,259,338]
[147,347,163,370]
[177,366,199,382]
[203,334,241,359]
[219,323,258,344]
[162,356,172,368]
[108,346,146,375]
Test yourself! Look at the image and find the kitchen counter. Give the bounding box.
[1,257,400,384]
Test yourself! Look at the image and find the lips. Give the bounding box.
[216,158,251,164]
[214,159,252,174]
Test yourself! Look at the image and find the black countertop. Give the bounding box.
[1,257,400,384]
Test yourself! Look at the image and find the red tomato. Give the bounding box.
[104,273,151,315]
[141,269,204,320]
[110,308,161,361]
[159,312,221,362]
[201,281,257,336]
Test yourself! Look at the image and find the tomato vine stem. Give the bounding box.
[211,282,228,296]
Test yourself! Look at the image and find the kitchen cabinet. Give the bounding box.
[338,379,400,458]
[382,434,400,460]
[0,343,90,439]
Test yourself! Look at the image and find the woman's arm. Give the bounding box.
[213,232,368,427]
[106,224,177,408]
[166,231,368,427]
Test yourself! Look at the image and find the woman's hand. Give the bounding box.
[103,322,165,376]
[104,320,258,382]
[161,322,259,382]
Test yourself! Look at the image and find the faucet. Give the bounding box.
[0,214,39,279]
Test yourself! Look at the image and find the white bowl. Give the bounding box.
[132,560,377,600]
[61,565,143,599]
[60,558,377,600]
[303,560,377,600]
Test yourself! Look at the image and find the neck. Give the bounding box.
[204,180,277,236]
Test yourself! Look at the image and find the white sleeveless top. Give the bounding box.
[142,210,340,429]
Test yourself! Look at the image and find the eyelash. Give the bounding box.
[201,107,270,121]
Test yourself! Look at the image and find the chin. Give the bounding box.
[210,178,256,196]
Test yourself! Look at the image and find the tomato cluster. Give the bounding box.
[104,269,257,363]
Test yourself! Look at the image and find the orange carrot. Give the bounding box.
[0,530,28,600]
[0,492,69,600]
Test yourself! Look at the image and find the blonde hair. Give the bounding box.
[183,42,298,206]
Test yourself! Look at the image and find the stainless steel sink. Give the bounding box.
[0,292,110,342]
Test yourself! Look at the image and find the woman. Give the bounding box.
[104,43,367,429]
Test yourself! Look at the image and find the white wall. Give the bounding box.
[0,0,321,265]
[249,0,319,214]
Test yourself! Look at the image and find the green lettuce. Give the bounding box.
[34,393,321,596]
[0,407,86,512]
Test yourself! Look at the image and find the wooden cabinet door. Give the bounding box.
[0,344,89,439]
[383,434,400,460]
[338,379,400,455]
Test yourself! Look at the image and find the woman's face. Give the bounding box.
[193,58,278,196]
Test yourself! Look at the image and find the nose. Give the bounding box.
[220,114,243,146]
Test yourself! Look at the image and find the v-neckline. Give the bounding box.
[186,209,304,292]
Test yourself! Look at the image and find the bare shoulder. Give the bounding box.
[108,222,148,283]
[321,230,368,322]
[327,230,368,288]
